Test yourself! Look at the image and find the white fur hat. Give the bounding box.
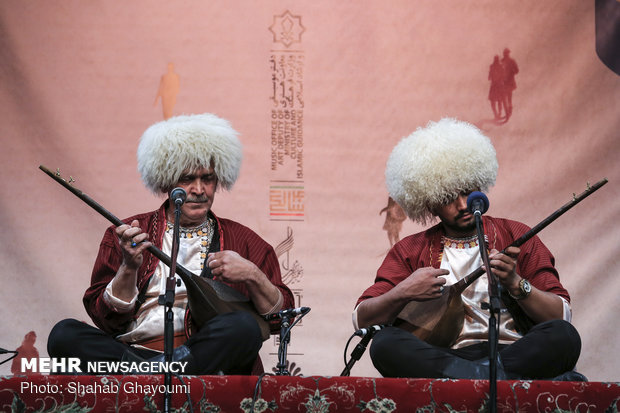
[385,118,498,224]
[137,114,242,194]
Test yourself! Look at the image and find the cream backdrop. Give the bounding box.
[1,1,618,381]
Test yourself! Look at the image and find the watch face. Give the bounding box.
[522,280,532,293]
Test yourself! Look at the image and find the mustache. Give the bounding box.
[185,196,210,203]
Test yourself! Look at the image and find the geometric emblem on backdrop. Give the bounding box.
[269,10,306,48]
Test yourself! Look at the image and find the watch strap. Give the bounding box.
[508,279,531,300]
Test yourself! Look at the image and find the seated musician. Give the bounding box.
[353,118,582,380]
[48,113,294,375]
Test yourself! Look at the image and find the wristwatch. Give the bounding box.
[508,279,532,300]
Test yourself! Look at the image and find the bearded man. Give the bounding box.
[354,118,582,380]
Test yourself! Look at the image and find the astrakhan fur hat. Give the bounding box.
[385,118,498,225]
[137,113,242,194]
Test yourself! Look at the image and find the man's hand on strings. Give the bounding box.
[395,267,449,301]
[488,246,521,289]
[116,220,151,270]
[207,251,282,314]
[207,251,262,284]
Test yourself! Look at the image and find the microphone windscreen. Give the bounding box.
[170,187,187,204]
[467,191,489,214]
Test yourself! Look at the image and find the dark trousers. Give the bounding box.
[370,319,581,379]
[47,311,263,375]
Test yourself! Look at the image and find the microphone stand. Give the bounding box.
[160,200,182,413]
[473,213,500,413]
[340,330,376,377]
[272,307,310,375]
[275,313,292,375]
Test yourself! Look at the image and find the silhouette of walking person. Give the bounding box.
[154,62,180,120]
[11,331,41,375]
[380,197,407,247]
[488,55,505,120]
[501,48,519,119]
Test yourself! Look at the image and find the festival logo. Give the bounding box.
[269,11,305,221]
[267,14,307,370]
[269,10,306,49]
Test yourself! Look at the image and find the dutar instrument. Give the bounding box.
[394,178,608,347]
[39,165,271,340]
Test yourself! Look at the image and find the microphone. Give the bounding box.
[354,324,388,337]
[265,306,311,320]
[467,191,489,216]
[170,187,187,206]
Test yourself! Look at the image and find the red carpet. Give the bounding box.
[2,374,619,412]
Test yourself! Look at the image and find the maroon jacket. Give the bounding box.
[357,216,569,333]
[83,202,294,337]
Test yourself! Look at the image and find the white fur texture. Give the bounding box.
[137,113,242,194]
[385,118,498,224]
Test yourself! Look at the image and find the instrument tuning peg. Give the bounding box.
[572,193,577,201]
[68,176,75,184]
[586,182,591,190]
[55,168,69,183]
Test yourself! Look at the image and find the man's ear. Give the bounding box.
[162,187,174,200]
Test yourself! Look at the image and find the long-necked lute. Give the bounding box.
[394,178,608,347]
[40,165,271,340]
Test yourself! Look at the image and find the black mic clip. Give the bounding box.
[354,324,387,337]
[265,306,311,321]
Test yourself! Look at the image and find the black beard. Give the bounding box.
[442,217,476,237]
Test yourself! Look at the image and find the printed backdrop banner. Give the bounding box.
[1,1,618,381]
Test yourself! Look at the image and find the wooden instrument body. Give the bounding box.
[394,285,465,347]
[180,268,272,341]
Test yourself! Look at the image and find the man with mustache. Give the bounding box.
[48,114,294,375]
[353,118,583,380]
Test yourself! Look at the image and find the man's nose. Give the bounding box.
[188,179,205,194]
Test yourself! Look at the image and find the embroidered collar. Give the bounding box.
[442,234,486,250]
[165,218,214,270]
[166,218,214,239]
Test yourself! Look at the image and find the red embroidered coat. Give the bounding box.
[83,202,294,337]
